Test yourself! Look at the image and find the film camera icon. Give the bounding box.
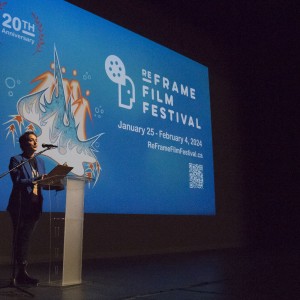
[105,55,136,110]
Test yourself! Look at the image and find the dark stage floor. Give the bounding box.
[0,248,299,299]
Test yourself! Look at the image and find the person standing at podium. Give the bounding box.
[7,131,46,285]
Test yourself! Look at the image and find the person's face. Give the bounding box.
[23,134,38,154]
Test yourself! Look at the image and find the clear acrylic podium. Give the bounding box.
[38,174,91,286]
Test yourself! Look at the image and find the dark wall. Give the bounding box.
[1,0,298,263]
[231,1,298,248]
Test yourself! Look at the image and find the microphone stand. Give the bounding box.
[0,147,49,179]
[0,147,51,297]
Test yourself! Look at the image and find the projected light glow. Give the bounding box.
[0,0,215,215]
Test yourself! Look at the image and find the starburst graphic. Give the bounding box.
[4,46,102,184]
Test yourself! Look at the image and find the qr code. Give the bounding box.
[189,163,203,189]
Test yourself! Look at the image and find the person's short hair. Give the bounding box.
[19,131,37,151]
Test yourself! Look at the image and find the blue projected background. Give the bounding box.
[0,0,215,215]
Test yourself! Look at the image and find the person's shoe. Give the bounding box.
[16,261,39,286]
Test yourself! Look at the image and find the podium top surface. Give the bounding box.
[35,174,94,187]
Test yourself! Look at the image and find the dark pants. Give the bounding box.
[9,212,39,264]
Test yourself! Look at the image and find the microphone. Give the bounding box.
[42,143,58,148]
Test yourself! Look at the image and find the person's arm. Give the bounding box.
[9,157,43,187]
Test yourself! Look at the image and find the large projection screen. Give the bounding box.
[0,0,215,215]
